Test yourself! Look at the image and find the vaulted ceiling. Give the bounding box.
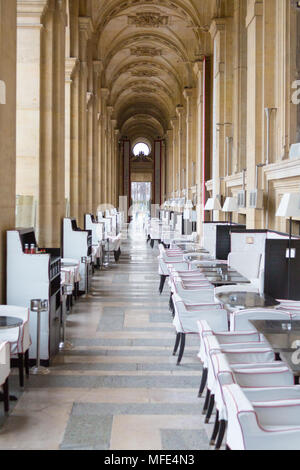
[89,0,224,143]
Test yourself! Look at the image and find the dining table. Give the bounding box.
[201,271,251,287]
[250,320,300,381]
[216,291,280,310]
[0,316,23,402]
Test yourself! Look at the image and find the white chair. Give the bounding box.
[203,335,283,426]
[0,306,31,387]
[0,341,10,413]
[209,349,294,449]
[229,308,293,332]
[173,296,227,365]
[223,383,300,450]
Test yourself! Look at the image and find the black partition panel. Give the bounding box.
[264,239,300,300]
[216,224,246,260]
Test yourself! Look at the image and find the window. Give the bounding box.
[133,142,150,156]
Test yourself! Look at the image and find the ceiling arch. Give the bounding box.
[89,0,214,139]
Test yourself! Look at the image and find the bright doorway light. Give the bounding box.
[133,142,150,156]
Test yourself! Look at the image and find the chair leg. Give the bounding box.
[198,368,208,397]
[159,275,167,294]
[18,353,24,388]
[173,333,181,356]
[202,389,211,415]
[176,333,186,365]
[210,411,220,446]
[215,420,227,450]
[205,394,215,424]
[25,350,30,378]
[3,378,9,413]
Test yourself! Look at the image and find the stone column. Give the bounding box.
[0,0,16,302]
[166,129,173,198]
[232,0,247,173]
[210,18,226,220]
[170,117,178,196]
[246,0,263,228]
[77,16,93,225]
[176,106,185,196]
[111,122,118,207]
[183,88,197,195]
[16,0,48,231]
[92,60,102,214]
[100,88,109,204]
[86,89,93,213]
[65,57,79,216]
[39,0,67,247]
[193,61,205,235]
[106,106,114,204]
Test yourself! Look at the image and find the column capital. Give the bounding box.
[101,88,110,100]
[107,106,114,116]
[86,91,94,106]
[79,16,94,41]
[176,105,184,117]
[93,60,103,75]
[193,60,204,77]
[183,88,194,100]
[170,117,178,129]
[65,57,79,81]
[246,1,263,28]
[17,0,49,27]
[114,129,120,137]
[111,119,117,129]
[209,18,226,39]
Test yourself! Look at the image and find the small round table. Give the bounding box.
[0,316,23,402]
[0,316,23,330]
[216,291,280,310]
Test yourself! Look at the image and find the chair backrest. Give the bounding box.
[175,305,228,334]
[228,251,262,280]
[0,341,10,386]
[222,383,257,450]
[230,308,292,331]
[214,285,258,296]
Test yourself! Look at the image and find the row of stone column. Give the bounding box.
[16,0,119,251]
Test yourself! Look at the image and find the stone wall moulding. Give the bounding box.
[17,0,49,24]
[263,159,300,182]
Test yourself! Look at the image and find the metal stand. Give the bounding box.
[30,299,50,375]
[59,285,74,351]
[103,238,110,267]
[81,256,91,297]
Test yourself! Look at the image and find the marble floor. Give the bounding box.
[0,226,214,450]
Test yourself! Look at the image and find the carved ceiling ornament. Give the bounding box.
[130,46,162,57]
[132,86,156,94]
[97,0,198,32]
[128,12,169,28]
[131,69,158,77]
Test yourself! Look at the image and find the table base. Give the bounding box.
[0,392,18,402]
[31,366,50,375]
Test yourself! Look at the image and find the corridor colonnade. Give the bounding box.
[0,0,300,306]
